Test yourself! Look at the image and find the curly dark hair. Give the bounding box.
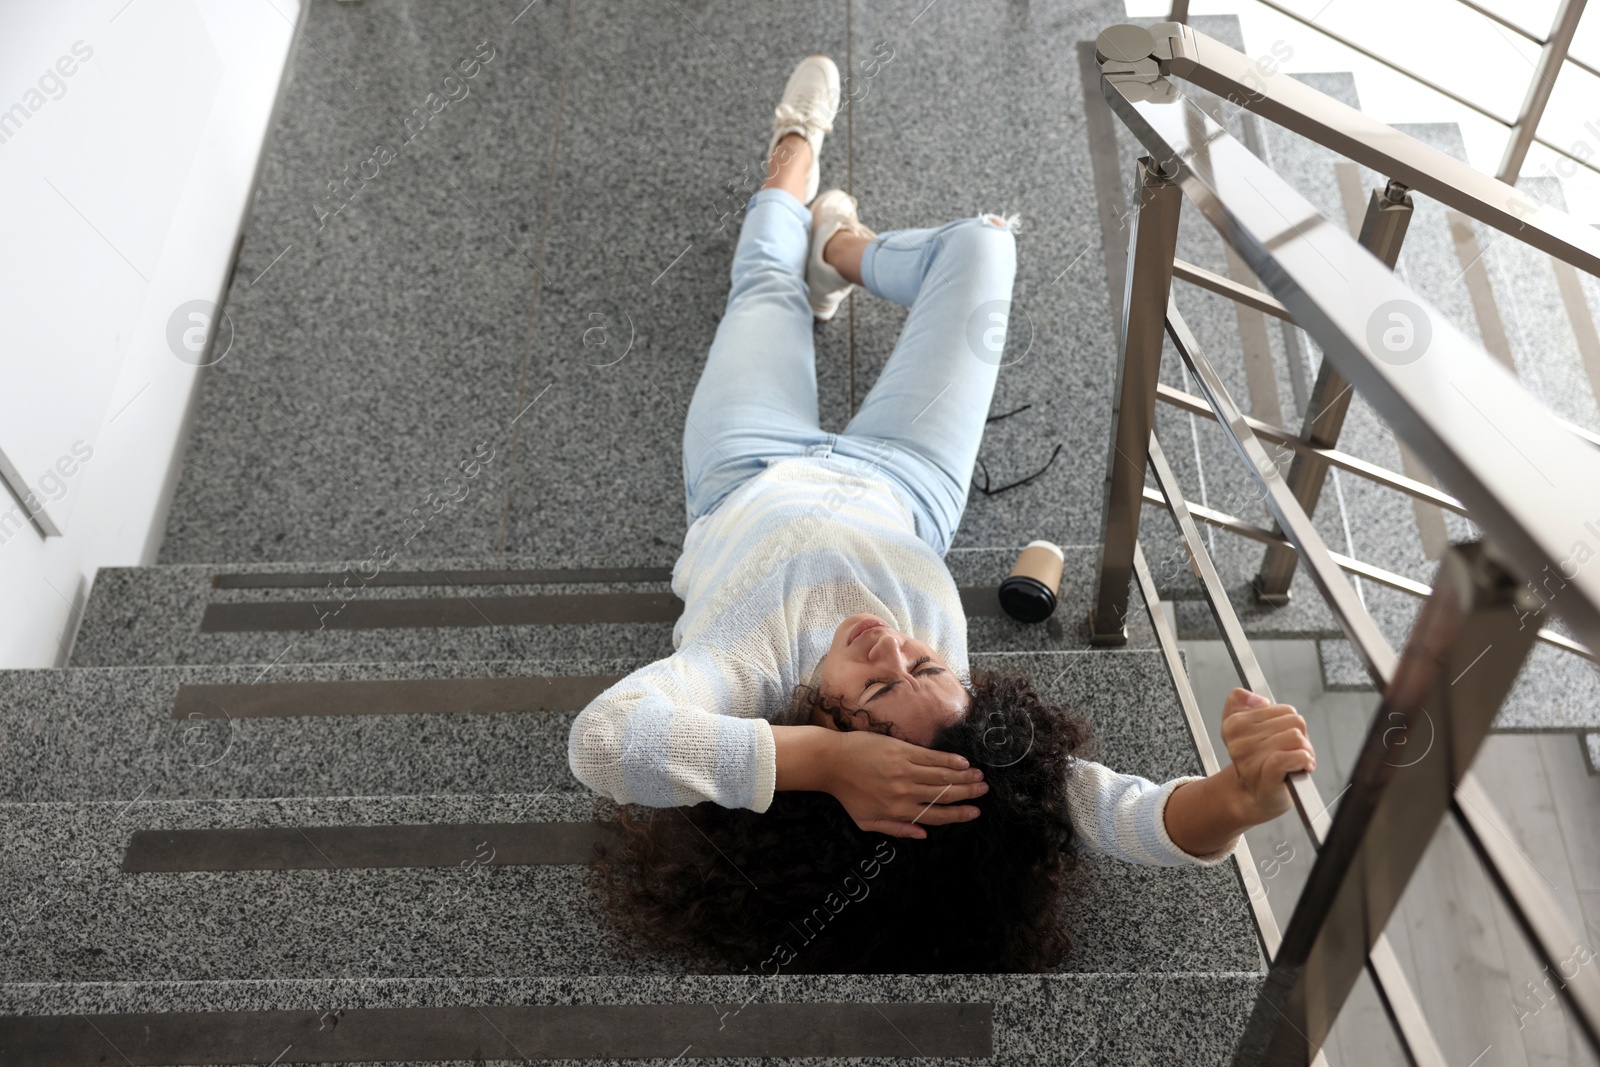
[584,664,1092,974]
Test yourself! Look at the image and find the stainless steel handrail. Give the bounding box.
[1091,21,1600,1064]
[1165,0,1600,179]
[1098,26,1600,657]
[1135,484,1596,662]
[1129,20,1600,276]
[1143,420,1447,1066]
[1168,298,1600,1061]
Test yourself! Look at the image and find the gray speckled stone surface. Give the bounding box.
[159,0,573,565]
[69,546,1154,668]
[496,0,853,563]
[0,658,615,804]
[1487,175,1600,438]
[0,787,1257,984]
[8,648,1190,803]
[1587,733,1599,774]
[1320,633,1600,731]
[1,647,1259,984]
[1315,581,1600,730]
[840,0,1131,555]
[0,973,1264,1065]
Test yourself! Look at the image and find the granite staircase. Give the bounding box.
[0,549,1263,1064]
[21,0,1595,1061]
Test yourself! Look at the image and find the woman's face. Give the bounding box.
[813,612,969,745]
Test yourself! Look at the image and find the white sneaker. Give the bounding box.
[768,55,840,206]
[807,189,876,322]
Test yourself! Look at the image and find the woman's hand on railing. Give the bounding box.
[1217,687,1316,824]
[773,724,988,839]
[1164,687,1317,857]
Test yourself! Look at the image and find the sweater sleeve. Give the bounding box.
[567,643,780,812]
[1064,758,1238,867]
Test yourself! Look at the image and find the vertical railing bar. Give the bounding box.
[1230,542,1538,1066]
[1452,775,1600,1048]
[1144,432,1442,1067]
[1090,156,1183,646]
[1131,539,1285,960]
[1165,303,1400,687]
[1256,181,1413,600]
[1146,434,1328,839]
[1495,0,1589,184]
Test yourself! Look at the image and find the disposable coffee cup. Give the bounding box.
[999,540,1064,623]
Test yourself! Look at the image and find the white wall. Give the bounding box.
[0,0,300,667]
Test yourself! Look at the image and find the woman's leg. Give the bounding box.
[682,135,827,524]
[834,214,1019,554]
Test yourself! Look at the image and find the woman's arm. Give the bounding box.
[772,725,835,792]
[1163,688,1316,857]
[567,645,779,810]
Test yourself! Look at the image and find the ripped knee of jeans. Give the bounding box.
[977,211,1023,234]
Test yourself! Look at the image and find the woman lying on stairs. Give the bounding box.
[568,55,1316,974]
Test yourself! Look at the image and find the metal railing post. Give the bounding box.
[1088,155,1181,645]
[1231,542,1542,1065]
[1496,0,1589,184]
[1255,181,1413,601]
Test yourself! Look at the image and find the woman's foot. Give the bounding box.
[766,55,840,206]
[807,189,877,322]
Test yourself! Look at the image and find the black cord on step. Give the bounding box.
[985,402,1033,424]
[974,442,1063,497]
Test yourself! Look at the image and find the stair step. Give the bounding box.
[1168,569,1342,642]
[0,789,1259,985]
[3,649,1195,803]
[0,972,1264,1065]
[1483,174,1600,440]
[1314,584,1600,731]
[67,548,1156,669]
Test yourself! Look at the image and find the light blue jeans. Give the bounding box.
[683,187,1019,556]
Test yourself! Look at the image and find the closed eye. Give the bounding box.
[864,657,945,703]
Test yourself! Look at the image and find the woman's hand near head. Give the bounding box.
[826,730,989,839]
[771,724,988,839]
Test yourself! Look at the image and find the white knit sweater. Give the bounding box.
[567,456,1235,867]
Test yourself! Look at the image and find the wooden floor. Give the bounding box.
[1180,633,1600,1067]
